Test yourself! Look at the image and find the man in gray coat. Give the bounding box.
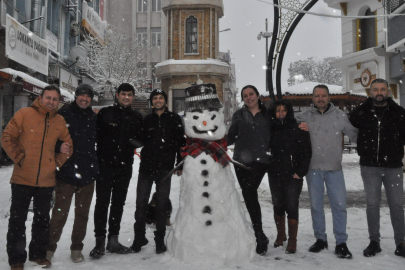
[296,84,358,259]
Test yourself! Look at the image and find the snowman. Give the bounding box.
[166,83,256,265]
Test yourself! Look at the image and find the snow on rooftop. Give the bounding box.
[155,58,229,68]
[284,82,367,96]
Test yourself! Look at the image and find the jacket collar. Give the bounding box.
[310,102,334,115]
[71,101,93,117]
[31,97,58,117]
[364,97,396,111]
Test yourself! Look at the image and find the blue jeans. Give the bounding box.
[306,169,348,245]
[360,166,405,246]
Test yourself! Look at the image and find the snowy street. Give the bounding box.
[0,153,404,269]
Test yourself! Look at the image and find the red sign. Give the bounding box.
[23,81,68,103]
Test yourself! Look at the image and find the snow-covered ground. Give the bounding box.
[0,153,404,269]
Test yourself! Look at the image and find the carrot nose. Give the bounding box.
[203,121,207,126]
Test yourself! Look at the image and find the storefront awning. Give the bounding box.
[0,68,73,103]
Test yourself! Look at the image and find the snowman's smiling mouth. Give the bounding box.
[193,126,218,134]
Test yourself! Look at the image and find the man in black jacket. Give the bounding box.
[350,78,405,258]
[46,84,99,263]
[90,83,143,258]
[131,89,185,254]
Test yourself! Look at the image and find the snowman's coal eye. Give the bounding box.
[193,115,199,120]
[211,115,216,120]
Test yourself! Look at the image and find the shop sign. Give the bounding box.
[60,68,78,94]
[23,81,68,103]
[5,14,48,75]
[82,2,107,44]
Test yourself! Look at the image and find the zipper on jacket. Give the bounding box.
[291,155,294,170]
[374,106,388,163]
[36,112,49,186]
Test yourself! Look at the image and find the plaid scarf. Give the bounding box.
[181,137,231,167]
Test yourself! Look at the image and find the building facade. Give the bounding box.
[324,0,405,105]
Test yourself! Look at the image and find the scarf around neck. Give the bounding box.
[181,137,231,167]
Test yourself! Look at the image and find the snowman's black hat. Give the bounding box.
[184,83,223,112]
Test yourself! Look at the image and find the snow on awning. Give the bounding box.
[0,68,73,103]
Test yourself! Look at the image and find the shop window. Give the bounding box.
[138,0,147,12]
[173,89,186,113]
[185,16,198,54]
[152,0,161,12]
[151,28,161,46]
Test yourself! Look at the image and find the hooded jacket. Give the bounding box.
[139,108,185,174]
[268,100,312,178]
[1,97,73,187]
[96,103,143,167]
[295,102,358,171]
[349,97,405,168]
[56,101,99,186]
[227,105,271,165]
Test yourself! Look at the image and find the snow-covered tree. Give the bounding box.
[80,26,151,99]
[287,57,342,86]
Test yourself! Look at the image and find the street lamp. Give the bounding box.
[257,19,272,92]
[219,28,231,33]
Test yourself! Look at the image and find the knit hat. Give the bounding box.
[75,84,94,100]
[117,83,135,94]
[184,83,223,112]
[149,88,168,106]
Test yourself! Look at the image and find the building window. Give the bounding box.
[173,89,186,113]
[137,28,147,47]
[151,28,161,46]
[138,0,147,12]
[152,0,161,12]
[137,62,148,78]
[47,0,61,37]
[151,63,161,83]
[356,8,376,51]
[186,16,198,54]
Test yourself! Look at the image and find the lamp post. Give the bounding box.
[257,19,272,92]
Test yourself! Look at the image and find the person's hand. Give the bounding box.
[60,142,71,154]
[293,173,301,179]
[173,170,182,176]
[299,122,308,131]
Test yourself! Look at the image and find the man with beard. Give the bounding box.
[349,78,405,258]
[296,84,358,259]
[130,89,184,254]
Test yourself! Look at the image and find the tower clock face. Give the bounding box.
[361,69,372,87]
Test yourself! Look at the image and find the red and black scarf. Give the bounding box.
[181,137,231,167]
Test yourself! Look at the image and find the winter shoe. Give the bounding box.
[154,231,167,254]
[285,219,298,254]
[10,263,24,270]
[363,241,382,257]
[29,258,52,267]
[89,236,106,259]
[308,239,328,253]
[45,250,54,262]
[335,243,352,259]
[395,243,405,257]
[130,235,149,253]
[106,235,131,254]
[71,250,85,263]
[255,231,269,255]
[274,215,287,248]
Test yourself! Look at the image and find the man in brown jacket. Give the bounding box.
[1,85,73,270]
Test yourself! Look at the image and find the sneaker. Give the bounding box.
[395,243,405,257]
[363,241,382,257]
[71,250,85,263]
[335,243,352,259]
[308,239,328,253]
[130,236,149,253]
[29,258,52,267]
[10,263,24,270]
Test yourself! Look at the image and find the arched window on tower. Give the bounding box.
[356,8,377,51]
[186,16,198,54]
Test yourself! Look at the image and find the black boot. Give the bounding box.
[89,236,106,259]
[395,243,405,257]
[130,234,149,253]
[255,231,269,256]
[308,239,328,253]
[154,231,167,254]
[363,240,382,257]
[106,235,131,254]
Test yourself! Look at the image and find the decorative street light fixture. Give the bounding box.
[257,19,272,92]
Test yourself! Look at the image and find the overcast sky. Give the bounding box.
[219,0,342,97]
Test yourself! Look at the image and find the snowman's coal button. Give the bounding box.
[200,159,207,165]
[203,181,209,186]
[206,220,212,226]
[201,170,209,176]
[202,206,211,214]
[202,192,209,198]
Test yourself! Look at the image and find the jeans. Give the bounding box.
[234,162,268,233]
[268,172,303,221]
[134,171,172,237]
[48,180,95,252]
[7,184,54,266]
[360,166,405,246]
[306,169,348,245]
[94,165,132,238]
